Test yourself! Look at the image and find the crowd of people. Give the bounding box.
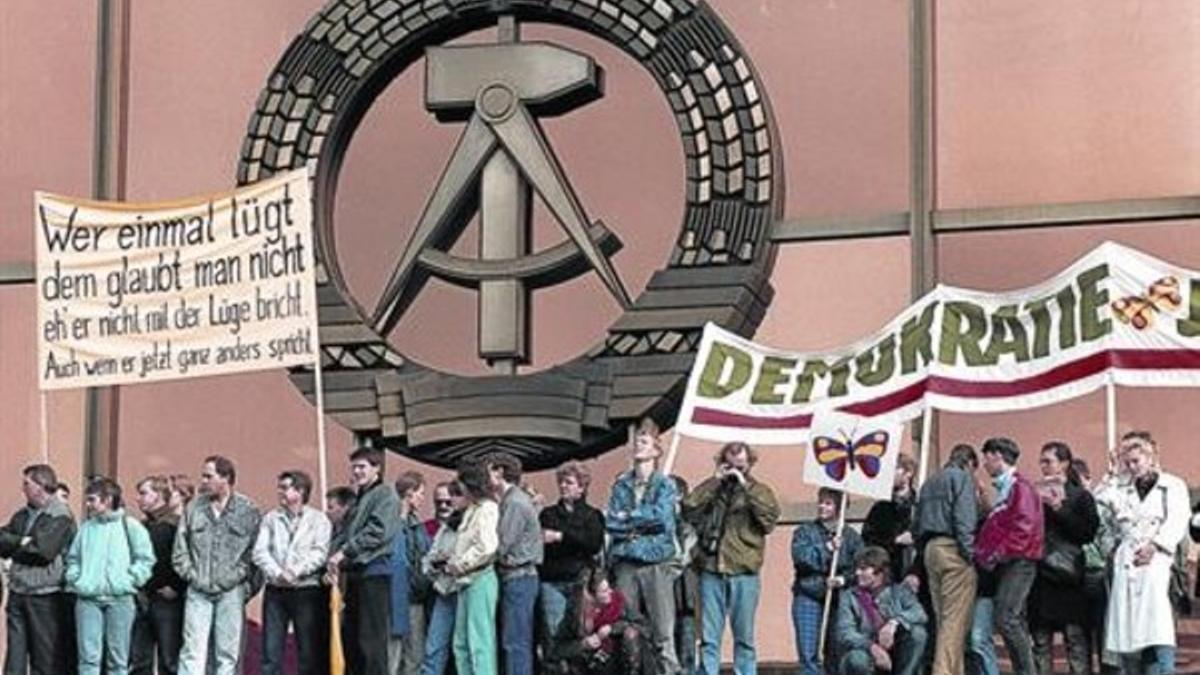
[0,424,1197,675]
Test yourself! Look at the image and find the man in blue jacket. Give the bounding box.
[607,419,680,675]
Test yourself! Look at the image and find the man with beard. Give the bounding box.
[682,442,780,675]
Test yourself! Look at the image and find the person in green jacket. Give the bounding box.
[66,476,156,675]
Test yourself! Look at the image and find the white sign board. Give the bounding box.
[36,169,319,390]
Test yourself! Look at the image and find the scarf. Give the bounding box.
[853,586,886,635]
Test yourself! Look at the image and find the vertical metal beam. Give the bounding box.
[909,0,939,463]
[85,0,130,480]
[909,0,936,299]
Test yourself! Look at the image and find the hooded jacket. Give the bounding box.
[0,497,76,595]
[66,509,155,599]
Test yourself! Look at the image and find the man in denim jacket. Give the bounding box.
[607,420,680,675]
[173,455,262,675]
[834,547,928,675]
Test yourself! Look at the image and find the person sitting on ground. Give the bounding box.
[546,568,644,675]
[834,546,928,675]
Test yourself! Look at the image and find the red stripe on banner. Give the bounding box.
[1109,348,1200,370]
[925,352,1111,398]
[690,407,813,429]
[688,349,1200,430]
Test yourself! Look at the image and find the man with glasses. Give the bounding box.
[253,470,332,675]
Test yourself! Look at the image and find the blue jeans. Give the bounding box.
[539,581,576,647]
[792,593,825,675]
[420,593,457,675]
[77,595,138,675]
[178,586,246,675]
[698,572,759,675]
[1120,646,1175,675]
[676,613,696,675]
[500,574,538,675]
[968,597,1000,675]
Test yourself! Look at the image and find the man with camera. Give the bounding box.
[682,441,781,675]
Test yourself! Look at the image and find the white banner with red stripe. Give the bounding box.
[677,241,1200,444]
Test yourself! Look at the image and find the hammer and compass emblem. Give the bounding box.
[373,18,629,374]
[241,0,782,468]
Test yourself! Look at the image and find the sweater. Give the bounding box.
[142,510,186,595]
[539,499,605,583]
[497,485,543,580]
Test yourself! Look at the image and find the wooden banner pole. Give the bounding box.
[817,491,849,663]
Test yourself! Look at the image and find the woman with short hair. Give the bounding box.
[66,477,156,675]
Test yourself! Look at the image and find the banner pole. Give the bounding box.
[916,405,934,486]
[662,432,684,477]
[1105,376,1117,455]
[818,491,849,664]
[39,391,50,463]
[313,351,330,510]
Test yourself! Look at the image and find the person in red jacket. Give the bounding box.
[975,437,1044,675]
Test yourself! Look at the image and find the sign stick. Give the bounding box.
[916,405,934,486]
[662,431,684,476]
[1105,376,1117,454]
[39,391,49,463]
[817,491,849,663]
[313,351,330,511]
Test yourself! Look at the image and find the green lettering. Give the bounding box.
[1055,285,1077,350]
[750,356,797,404]
[791,357,854,403]
[1078,264,1112,342]
[1024,296,1053,358]
[983,305,1030,364]
[855,335,897,387]
[938,301,989,366]
[696,341,753,399]
[1178,278,1200,338]
[899,302,937,374]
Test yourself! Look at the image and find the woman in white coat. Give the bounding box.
[1103,431,1190,675]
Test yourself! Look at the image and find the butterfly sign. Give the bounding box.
[1110,276,1182,330]
[802,409,902,500]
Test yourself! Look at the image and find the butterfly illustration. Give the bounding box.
[1110,276,1182,330]
[812,429,890,482]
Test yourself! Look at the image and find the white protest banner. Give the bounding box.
[802,409,901,500]
[36,169,319,390]
[676,242,1200,444]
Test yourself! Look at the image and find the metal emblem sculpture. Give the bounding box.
[238,0,783,470]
